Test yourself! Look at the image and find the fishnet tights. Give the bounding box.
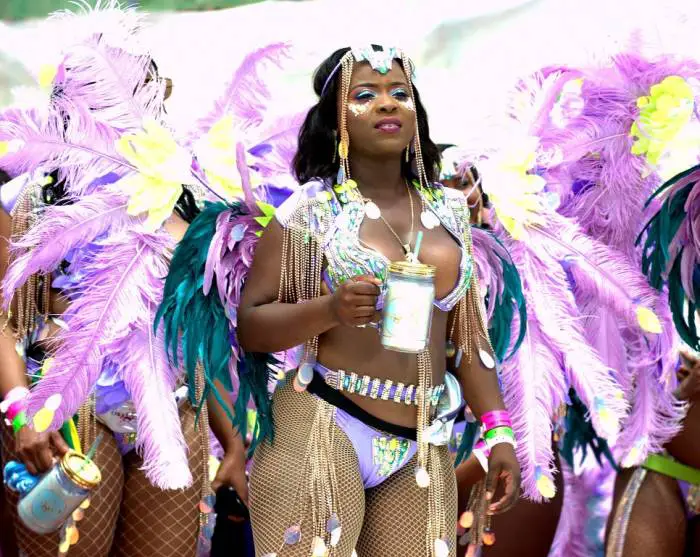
[110,401,204,557]
[357,449,457,556]
[1,420,123,557]
[1,403,203,557]
[249,383,458,556]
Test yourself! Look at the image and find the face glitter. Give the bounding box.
[348,102,370,117]
[400,97,415,112]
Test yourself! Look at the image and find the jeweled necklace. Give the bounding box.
[361,180,416,259]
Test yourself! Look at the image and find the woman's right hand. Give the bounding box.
[327,275,382,328]
[15,428,69,475]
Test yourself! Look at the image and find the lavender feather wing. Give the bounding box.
[54,36,165,132]
[2,188,131,307]
[527,230,627,444]
[25,227,192,488]
[0,103,130,196]
[192,42,290,138]
[26,232,165,425]
[101,233,192,489]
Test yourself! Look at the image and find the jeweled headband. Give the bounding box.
[321,46,409,96]
[331,45,428,187]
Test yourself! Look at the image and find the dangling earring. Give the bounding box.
[332,131,338,164]
[405,146,410,163]
[336,56,353,185]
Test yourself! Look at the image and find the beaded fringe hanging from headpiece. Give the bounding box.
[3,177,52,341]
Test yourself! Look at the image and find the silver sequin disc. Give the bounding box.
[364,201,381,220]
[479,349,496,369]
[421,210,440,229]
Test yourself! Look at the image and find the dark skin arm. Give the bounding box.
[664,349,700,468]
[163,212,250,502]
[207,379,248,505]
[238,219,380,354]
[450,289,521,515]
[0,209,68,474]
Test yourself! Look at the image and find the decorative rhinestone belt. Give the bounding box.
[324,369,445,407]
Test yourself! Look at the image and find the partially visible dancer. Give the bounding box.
[0,169,18,557]
[0,4,252,556]
[438,145,490,228]
[443,52,690,556]
[482,54,700,557]
[609,160,700,557]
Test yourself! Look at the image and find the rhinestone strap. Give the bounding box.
[325,370,444,407]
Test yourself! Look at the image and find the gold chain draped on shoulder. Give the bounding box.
[3,176,52,340]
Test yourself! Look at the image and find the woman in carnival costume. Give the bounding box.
[435,148,564,557]
[196,44,523,557]
[612,76,700,555]
[442,45,693,555]
[0,6,220,554]
[475,52,698,557]
[0,5,297,556]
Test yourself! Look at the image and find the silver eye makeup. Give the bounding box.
[347,86,415,115]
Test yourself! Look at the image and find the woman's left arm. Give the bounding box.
[449,275,521,514]
[207,379,249,505]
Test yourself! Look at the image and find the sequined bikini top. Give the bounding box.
[275,180,474,312]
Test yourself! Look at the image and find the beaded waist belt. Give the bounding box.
[321,367,445,407]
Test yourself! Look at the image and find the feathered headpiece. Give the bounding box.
[454,53,696,497]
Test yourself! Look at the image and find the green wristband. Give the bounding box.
[12,410,28,434]
[484,426,515,440]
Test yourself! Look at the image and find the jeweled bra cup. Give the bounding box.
[321,181,473,312]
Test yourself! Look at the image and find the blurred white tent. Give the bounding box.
[1,0,700,143]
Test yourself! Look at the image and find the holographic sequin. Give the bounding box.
[372,436,411,477]
[284,524,302,545]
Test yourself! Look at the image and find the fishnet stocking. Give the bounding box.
[249,383,365,557]
[250,383,457,556]
[110,401,204,557]
[357,448,457,557]
[1,420,123,557]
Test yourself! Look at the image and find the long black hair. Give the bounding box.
[293,46,441,185]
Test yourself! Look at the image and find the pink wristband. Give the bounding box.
[5,399,27,421]
[481,410,512,433]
